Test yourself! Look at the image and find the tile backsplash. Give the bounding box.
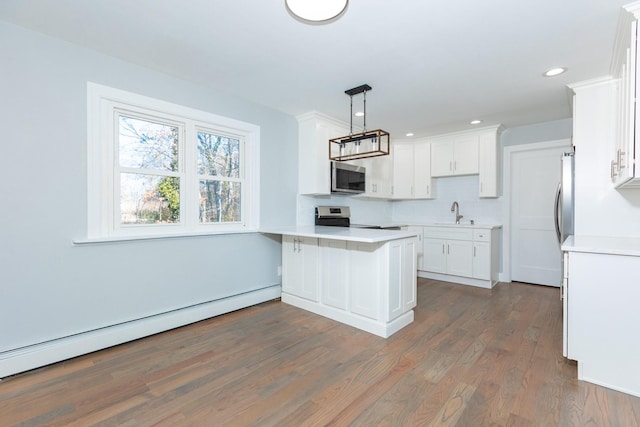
[297,175,503,226]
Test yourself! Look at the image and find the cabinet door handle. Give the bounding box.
[454,161,457,171]
[619,149,626,170]
[449,161,452,171]
[611,159,618,179]
[442,244,445,254]
[474,246,476,257]
[427,184,430,194]
[447,244,450,254]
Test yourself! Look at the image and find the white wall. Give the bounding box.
[0,21,297,356]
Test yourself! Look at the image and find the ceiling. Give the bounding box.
[0,0,631,137]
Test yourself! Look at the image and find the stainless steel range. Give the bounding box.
[315,206,351,227]
[315,206,401,230]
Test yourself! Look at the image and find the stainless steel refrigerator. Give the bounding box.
[554,150,575,246]
[555,150,574,358]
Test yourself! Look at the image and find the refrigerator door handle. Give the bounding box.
[554,182,562,244]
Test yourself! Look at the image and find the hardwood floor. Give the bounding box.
[2,279,640,426]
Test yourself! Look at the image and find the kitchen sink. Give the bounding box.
[432,222,479,228]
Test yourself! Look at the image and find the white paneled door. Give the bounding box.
[509,141,571,286]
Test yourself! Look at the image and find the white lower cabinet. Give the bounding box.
[472,241,490,280]
[420,225,499,288]
[422,238,472,277]
[423,238,446,273]
[281,235,417,338]
[446,240,473,277]
[281,235,319,301]
[563,249,640,396]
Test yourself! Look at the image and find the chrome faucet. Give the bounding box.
[451,201,463,224]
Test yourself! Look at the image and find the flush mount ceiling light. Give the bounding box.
[329,84,390,161]
[470,119,482,125]
[285,0,348,23]
[544,67,567,77]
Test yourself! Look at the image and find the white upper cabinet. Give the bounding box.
[296,111,501,199]
[355,155,393,199]
[610,4,640,188]
[297,112,350,195]
[429,126,502,198]
[430,134,479,177]
[478,127,502,198]
[392,140,434,200]
[392,143,414,199]
[413,142,433,198]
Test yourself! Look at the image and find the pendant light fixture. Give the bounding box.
[329,84,390,161]
[285,0,348,24]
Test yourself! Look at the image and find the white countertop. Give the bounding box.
[408,222,502,230]
[562,235,640,257]
[261,226,419,243]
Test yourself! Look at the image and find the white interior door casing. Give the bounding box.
[508,141,571,286]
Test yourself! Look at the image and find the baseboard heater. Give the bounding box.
[0,285,281,379]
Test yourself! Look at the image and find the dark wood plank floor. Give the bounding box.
[2,279,640,426]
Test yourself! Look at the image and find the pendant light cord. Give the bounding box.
[363,90,367,133]
[349,94,354,136]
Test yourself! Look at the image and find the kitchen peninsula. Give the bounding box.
[263,226,419,338]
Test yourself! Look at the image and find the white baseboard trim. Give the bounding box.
[418,271,496,289]
[281,292,413,338]
[0,285,281,379]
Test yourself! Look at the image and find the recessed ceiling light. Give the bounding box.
[470,119,482,125]
[405,133,414,137]
[354,111,364,117]
[285,0,348,23]
[543,67,567,77]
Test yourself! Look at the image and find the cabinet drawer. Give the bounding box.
[423,226,472,241]
[473,229,491,242]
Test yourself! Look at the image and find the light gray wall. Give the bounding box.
[502,118,572,146]
[0,21,297,353]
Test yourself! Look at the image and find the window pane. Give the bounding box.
[121,173,180,224]
[119,115,179,171]
[199,180,241,223]
[197,132,240,178]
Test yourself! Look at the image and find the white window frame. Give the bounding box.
[87,82,260,239]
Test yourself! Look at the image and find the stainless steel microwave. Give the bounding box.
[331,162,366,194]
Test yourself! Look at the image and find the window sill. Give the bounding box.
[72,229,259,245]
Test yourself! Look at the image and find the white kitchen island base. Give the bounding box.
[281,293,414,338]
[264,226,418,339]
